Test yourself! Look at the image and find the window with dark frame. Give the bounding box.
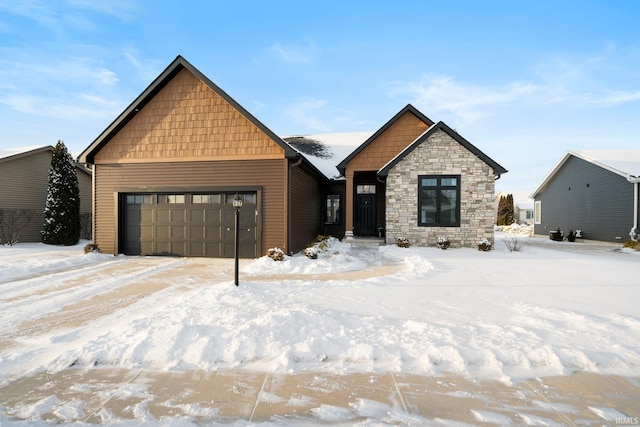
[325,194,341,224]
[418,175,460,227]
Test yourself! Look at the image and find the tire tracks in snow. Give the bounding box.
[0,257,188,350]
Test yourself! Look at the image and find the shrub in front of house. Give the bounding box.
[396,238,410,248]
[266,247,284,261]
[83,243,101,254]
[437,236,450,250]
[304,246,318,259]
[478,239,492,251]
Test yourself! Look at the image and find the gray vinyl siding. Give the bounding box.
[94,159,287,256]
[289,165,321,253]
[534,156,634,242]
[0,149,52,243]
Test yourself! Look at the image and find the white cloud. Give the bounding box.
[389,75,541,124]
[66,0,139,21]
[267,41,316,64]
[123,48,164,82]
[0,92,119,120]
[285,99,331,132]
[390,47,640,125]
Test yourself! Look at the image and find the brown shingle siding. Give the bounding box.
[94,69,285,164]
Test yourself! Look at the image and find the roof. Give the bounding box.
[377,121,508,178]
[0,145,52,163]
[336,104,434,176]
[78,55,298,164]
[284,132,373,180]
[530,150,640,198]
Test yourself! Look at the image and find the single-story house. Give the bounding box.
[0,146,92,243]
[530,150,640,242]
[515,199,534,225]
[78,55,507,257]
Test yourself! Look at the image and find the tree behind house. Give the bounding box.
[497,194,515,226]
[41,141,81,245]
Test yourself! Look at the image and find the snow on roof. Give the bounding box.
[530,149,640,198]
[0,145,51,161]
[283,132,373,180]
[574,149,640,177]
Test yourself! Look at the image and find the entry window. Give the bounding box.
[126,194,152,205]
[192,194,221,204]
[158,194,185,204]
[418,175,460,227]
[534,201,541,224]
[356,184,376,194]
[325,194,341,224]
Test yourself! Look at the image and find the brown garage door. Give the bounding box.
[122,192,258,258]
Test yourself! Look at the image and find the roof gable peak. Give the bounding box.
[79,55,297,164]
[336,104,435,175]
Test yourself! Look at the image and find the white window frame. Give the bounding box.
[534,200,542,224]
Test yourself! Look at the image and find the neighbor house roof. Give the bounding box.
[78,55,299,164]
[336,104,435,176]
[0,145,52,163]
[530,150,640,198]
[377,121,508,178]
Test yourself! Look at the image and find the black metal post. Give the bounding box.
[234,206,240,286]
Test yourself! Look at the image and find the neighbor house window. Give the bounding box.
[534,201,541,224]
[418,175,460,227]
[325,194,341,224]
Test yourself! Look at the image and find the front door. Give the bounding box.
[355,193,376,236]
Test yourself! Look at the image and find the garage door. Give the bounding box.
[122,192,258,258]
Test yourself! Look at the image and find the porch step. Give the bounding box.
[347,237,386,248]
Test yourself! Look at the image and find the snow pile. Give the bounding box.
[495,223,534,236]
[244,237,370,275]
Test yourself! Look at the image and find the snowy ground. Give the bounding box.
[0,232,639,424]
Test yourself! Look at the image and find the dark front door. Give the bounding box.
[355,193,376,236]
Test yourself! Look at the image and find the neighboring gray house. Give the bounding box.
[0,146,92,243]
[530,150,640,242]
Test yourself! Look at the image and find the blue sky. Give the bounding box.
[1,1,639,195]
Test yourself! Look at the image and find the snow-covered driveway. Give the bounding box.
[1,236,639,384]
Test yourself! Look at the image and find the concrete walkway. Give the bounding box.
[0,368,638,424]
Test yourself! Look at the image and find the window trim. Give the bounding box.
[534,200,542,224]
[417,175,461,227]
[324,193,342,225]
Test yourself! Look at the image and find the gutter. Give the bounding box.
[627,174,640,241]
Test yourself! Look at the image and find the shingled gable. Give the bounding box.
[377,121,508,178]
[336,104,435,176]
[78,55,298,164]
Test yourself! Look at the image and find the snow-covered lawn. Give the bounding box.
[1,233,639,387]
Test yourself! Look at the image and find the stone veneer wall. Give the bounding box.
[385,129,496,248]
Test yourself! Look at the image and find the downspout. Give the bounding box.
[287,155,303,254]
[627,174,640,241]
